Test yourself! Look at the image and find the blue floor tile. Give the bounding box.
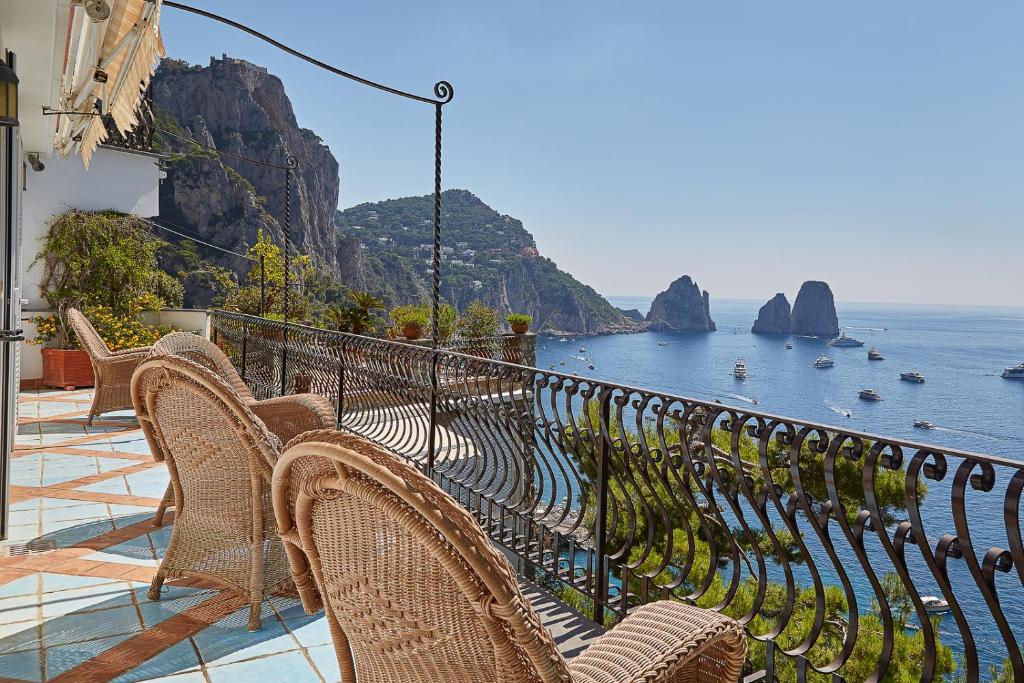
[110,639,202,683]
[206,650,318,682]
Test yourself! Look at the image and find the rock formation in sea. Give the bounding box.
[646,276,716,331]
[617,308,645,322]
[751,293,791,334]
[789,281,840,337]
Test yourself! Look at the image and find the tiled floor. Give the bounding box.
[0,388,601,682]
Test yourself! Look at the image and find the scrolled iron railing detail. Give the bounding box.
[212,310,1024,682]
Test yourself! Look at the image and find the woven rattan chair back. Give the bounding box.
[132,354,291,630]
[273,430,572,683]
[152,332,254,402]
[67,307,110,358]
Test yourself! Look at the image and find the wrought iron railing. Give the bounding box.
[211,310,1024,681]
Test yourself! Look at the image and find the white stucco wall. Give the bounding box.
[17,145,162,381]
[19,145,161,310]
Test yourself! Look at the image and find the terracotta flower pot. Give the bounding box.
[402,324,423,340]
[511,322,529,335]
[41,348,94,389]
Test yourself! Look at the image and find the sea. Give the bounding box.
[538,297,1024,461]
[535,297,1024,671]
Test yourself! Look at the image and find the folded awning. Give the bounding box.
[55,0,165,167]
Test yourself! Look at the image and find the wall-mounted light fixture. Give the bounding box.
[27,153,45,173]
[0,56,18,128]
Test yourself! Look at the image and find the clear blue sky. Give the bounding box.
[161,2,1024,307]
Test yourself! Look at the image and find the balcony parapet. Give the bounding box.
[209,309,1024,680]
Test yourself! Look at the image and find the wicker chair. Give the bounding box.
[67,308,152,425]
[272,430,748,683]
[147,332,336,527]
[131,355,332,630]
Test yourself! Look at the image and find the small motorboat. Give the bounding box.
[785,343,793,349]
[814,354,834,369]
[657,341,667,347]
[914,420,935,429]
[578,345,587,353]
[868,347,884,361]
[921,596,950,614]
[587,363,595,370]
[901,371,925,383]
[858,388,882,401]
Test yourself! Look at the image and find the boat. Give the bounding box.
[900,371,925,383]
[828,332,865,347]
[858,388,882,401]
[578,345,587,353]
[587,363,595,370]
[785,343,793,350]
[657,341,667,347]
[868,347,884,361]
[914,420,935,429]
[1002,363,1024,379]
[921,596,950,614]
[733,358,748,379]
[558,338,568,343]
[813,354,834,369]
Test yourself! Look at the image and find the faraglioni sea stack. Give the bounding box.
[789,281,840,337]
[646,276,716,331]
[751,293,791,334]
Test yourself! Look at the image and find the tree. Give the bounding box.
[223,229,316,321]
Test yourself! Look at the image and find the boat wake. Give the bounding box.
[930,425,1002,441]
[825,400,853,418]
[845,326,887,332]
[728,393,760,405]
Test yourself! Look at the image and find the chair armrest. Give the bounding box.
[110,346,152,357]
[568,602,746,683]
[250,394,336,445]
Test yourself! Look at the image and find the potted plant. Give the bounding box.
[30,210,180,388]
[507,313,532,335]
[389,304,430,341]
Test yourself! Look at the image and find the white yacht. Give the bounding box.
[733,358,748,379]
[868,347,884,361]
[858,388,882,401]
[900,371,925,383]
[1002,363,1024,379]
[814,354,834,369]
[828,332,865,347]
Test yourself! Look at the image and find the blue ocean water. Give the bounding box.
[539,297,1024,460]
[535,297,1024,671]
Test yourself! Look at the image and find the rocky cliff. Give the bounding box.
[789,281,839,336]
[751,293,791,334]
[153,56,340,298]
[646,276,716,331]
[336,190,640,335]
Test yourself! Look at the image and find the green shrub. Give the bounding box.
[32,210,179,348]
[457,300,499,338]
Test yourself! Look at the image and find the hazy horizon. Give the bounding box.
[163,2,1024,308]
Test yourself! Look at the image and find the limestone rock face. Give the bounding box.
[751,293,791,334]
[646,276,716,331]
[617,308,645,322]
[790,281,840,337]
[153,56,340,290]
